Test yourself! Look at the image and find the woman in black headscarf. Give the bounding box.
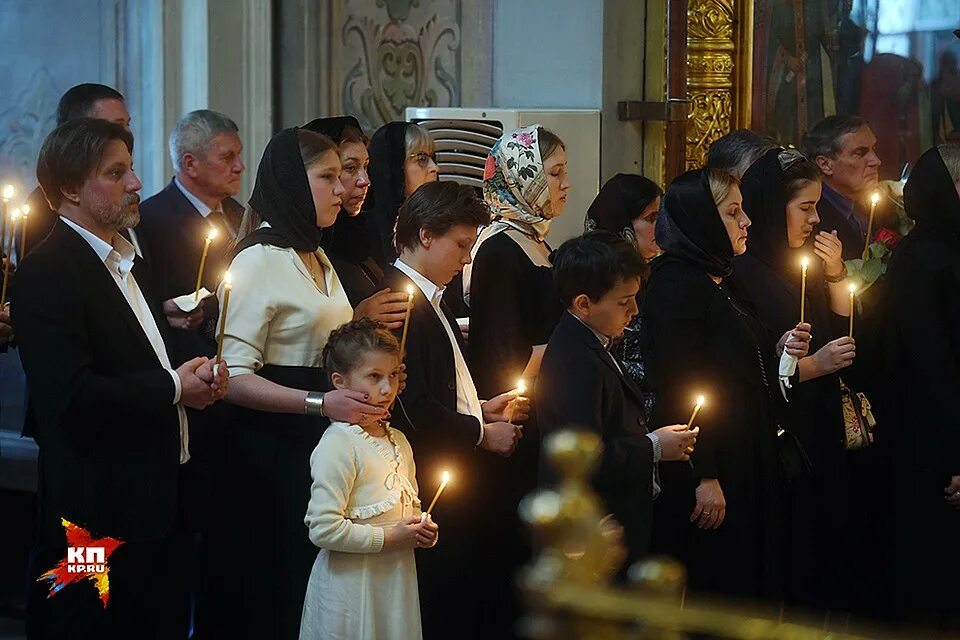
[213,127,391,637]
[641,168,810,601]
[585,173,662,413]
[362,121,438,269]
[735,148,856,611]
[881,143,960,628]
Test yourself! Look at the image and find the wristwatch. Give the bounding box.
[304,391,325,417]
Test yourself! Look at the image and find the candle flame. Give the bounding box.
[800,256,809,269]
[441,470,451,484]
[207,227,218,241]
[10,207,20,221]
[870,192,880,205]
[406,284,414,296]
[695,395,705,408]
[1,185,14,201]
[224,271,233,287]
[517,379,527,395]
[20,204,29,217]
[848,283,857,294]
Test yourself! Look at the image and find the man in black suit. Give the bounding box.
[13,118,228,638]
[537,231,696,567]
[802,115,883,260]
[136,109,244,366]
[381,181,525,640]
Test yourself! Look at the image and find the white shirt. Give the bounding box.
[174,177,219,219]
[395,259,484,445]
[61,217,190,464]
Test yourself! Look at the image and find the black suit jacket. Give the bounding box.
[12,220,181,545]
[135,179,243,365]
[537,311,655,563]
[379,266,483,485]
[816,185,866,261]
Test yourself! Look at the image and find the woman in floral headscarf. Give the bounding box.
[465,124,570,638]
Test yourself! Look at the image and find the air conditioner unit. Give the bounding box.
[405,107,600,245]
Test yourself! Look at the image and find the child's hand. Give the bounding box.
[415,513,439,549]
[383,515,424,551]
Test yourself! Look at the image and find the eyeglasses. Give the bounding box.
[408,152,438,169]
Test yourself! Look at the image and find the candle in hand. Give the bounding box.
[507,379,527,424]
[800,256,809,325]
[425,470,451,516]
[215,271,232,364]
[0,185,14,250]
[195,227,218,300]
[686,395,705,430]
[1,208,20,307]
[848,283,857,338]
[398,285,414,358]
[862,192,880,261]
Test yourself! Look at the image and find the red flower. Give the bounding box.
[483,154,496,180]
[874,227,901,249]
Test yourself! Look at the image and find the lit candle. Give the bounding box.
[195,227,218,300]
[0,208,20,307]
[686,395,705,430]
[215,271,232,364]
[425,470,451,516]
[800,256,809,325]
[0,185,14,254]
[398,285,414,358]
[862,191,880,261]
[507,379,527,424]
[19,204,29,259]
[848,283,857,338]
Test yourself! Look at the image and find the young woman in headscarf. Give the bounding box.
[881,143,960,629]
[464,124,570,636]
[640,168,810,601]
[584,173,663,414]
[735,148,856,612]
[362,121,438,269]
[213,128,393,637]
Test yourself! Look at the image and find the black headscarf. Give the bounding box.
[303,116,373,264]
[739,147,796,277]
[363,122,414,267]
[655,169,734,278]
[236,127,322,254]
[904,146,960,237]
[585,173,662,243]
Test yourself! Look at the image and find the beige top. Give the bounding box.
[218,224,354,377]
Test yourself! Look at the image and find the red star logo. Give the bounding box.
[38,518,125,607]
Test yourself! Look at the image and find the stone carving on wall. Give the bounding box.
[341,0,462,130]
[0,68,59,190]
[686,0,736,170]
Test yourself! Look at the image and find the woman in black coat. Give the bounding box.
[641,168,810,601]
[735,148,856,611]
[881,143,960,629]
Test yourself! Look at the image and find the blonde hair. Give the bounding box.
[938,143,960,184]
[405,123,434,156]
[706,168,739,207]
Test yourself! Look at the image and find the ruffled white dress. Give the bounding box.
[299,422,423,640]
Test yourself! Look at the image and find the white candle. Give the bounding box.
[215,271,232,364]
[195,227,218,300]
[425,470,451,516]
[862,191,880,261]
[686,395,705,430]
[848,283,857,338]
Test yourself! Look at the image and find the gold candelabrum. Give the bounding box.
[517,430,923,640]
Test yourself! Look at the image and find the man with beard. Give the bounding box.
[13,118,228,638]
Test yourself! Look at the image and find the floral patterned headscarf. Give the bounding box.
[482,124,552,238]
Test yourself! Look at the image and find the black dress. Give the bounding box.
[321,213,383,307]
[466,229,563,636]
[642,257,786,600]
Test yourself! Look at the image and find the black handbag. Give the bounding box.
[755,345,813,483]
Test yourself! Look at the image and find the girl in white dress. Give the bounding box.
[300,318,439,640]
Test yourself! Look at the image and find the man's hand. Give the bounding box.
[480,421,521,456]
[482,389,530,423]
[196,358,230,400]
[162,298,205,331]
[777,322,812,359]
[654,425,699,461]
[353,288,410,330]
[176,357,217,409]
[0,303,13,346]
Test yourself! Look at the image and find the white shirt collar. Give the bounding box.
[569,311,611,349]
[61,216,137,275]
[174,176,218,218]
[394,258,444,305]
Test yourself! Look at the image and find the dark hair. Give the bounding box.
[706,129,779,180]
[801,115,866,161]
[323,318,400,380]
[339,124,369,147]
[37,118,134,210]
[56,83,124,126]
[297,129,338,167]
[394,181,491,253]
[779,150,822,201]
[553,231,646,307]
[538,127,565,161]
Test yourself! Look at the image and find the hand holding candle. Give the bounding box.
[398,285,414,358]
[799,256,809,325]
[687,395,705,430]
[424,470,451,517]
[507,379,527,424]
[195,227,218,300]
[215,271,232,365]
[862,191,880,261]
[0,208,20,308]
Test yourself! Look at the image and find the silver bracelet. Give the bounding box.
[304,391,325,417]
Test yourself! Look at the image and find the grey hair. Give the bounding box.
[938,143,960,184]
[801,115,865,163]
[706,129,779,180]
[169,109,239,173]
[404,123,434,155]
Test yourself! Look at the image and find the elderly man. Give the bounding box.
[15,117,227,638]
[802,115,882,260]
[136,109,245,364]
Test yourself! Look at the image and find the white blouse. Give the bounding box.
[218,226,354,377]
